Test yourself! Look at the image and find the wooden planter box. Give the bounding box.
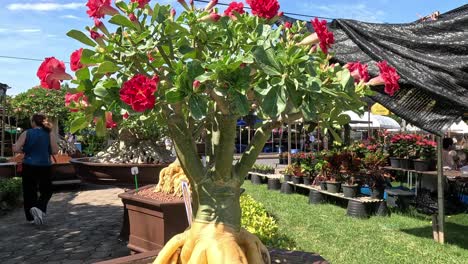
[70,158,168,186]
[118,185,189,253]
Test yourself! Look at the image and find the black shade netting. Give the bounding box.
[280,5,468,135]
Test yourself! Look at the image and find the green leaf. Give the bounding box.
[325,124,342,143]
[232,92,250,116]
[252,46,281,76]
[115,1,128,12]
[96,61,120,74]
[70,116,89,133]
[75,67,90,80]
[95,118,106,137]
[165,89,186,103]
[336,114,351,125]
[195,72,216,82]
[187,60,205,79]
[67,30,96,47]
[94,86,108,98]
[262,86,284,118]
[80,49,104,64]
[188,95,207,120]
[109,14,137,30]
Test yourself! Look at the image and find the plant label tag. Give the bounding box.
[131,167,139,175]
[181,181,192,226]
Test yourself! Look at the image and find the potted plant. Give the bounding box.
[362,151,388,199]
[325,151,345,193]
[42,0,387,261]
[313,156,329,190]
[279,152,287,164]
[291,165,304,184]
[341,152,361,198]
[283,165,295,182]
[414,139,436,171]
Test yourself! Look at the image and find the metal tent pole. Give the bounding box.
[1,97,5,157]
[295,123,298,150]
[436,136,445,244]
[271,131,274,152]
[287,123,291,166]
[239,126,242,153]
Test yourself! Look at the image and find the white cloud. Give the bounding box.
[17,29,41,33]
[7,2,83,11]
[60,14,81,19]
[300,3,386,23]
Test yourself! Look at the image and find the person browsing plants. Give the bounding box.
[13,113,59,225]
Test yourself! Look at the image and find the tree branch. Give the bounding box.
[209,89,230,115]
[212,114,237,181]
[234,120,281,179]
[163,104,204,182]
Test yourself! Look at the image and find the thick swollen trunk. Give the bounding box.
[153,179,270,264]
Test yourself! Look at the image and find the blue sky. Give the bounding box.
[0,0,466,95]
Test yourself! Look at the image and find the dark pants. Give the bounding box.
[22,164,53,221]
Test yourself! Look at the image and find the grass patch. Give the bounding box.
[243,182,468,264]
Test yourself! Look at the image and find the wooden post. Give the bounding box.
[295,123,298,150]
[436,136,445,244]
[287,122,291,166]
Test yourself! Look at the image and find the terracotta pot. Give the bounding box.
[70,158,168,186]
[119,185,189,253]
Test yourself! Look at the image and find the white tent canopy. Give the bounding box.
[344,111,401,130]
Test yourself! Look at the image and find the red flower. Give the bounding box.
[86,0,118,19]
[65,92,89,112]
[70,48,84,72]
[224,2,245,17]
[36,57,72,90]
[94,18,103,27]
[90,30,103,40]
[193,80,201,90]
[346,61,369,83]
[170,8,176,17]
[284,21,292,29]
[311,18,334,54]
[105,112,117,128]
[123,112,129,119]
[120,74,158,112]
[246,0,280,19]
[131,0,150,8]
[199,13,221,22]
[372,61,400,96]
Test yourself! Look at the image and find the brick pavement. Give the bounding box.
[0,184,130,264]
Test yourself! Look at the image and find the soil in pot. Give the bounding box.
[342,184,359,198]
[326,182,341,193]
[389,157,400,168]
[292,176,303,185]
[413,159,432,171]
[371,187,385,199]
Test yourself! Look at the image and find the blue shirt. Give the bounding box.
[23,128,51,166]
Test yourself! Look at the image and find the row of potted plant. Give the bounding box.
[389,134,436,171]
[283,148,390,199]
[251,164,275,175]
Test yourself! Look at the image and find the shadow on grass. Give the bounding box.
[400,222,468,250]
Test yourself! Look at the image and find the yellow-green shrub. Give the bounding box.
[241,194,296,249]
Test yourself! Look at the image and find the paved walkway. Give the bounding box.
[0,184,130,264]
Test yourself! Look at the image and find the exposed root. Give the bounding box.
[155,162,190,197]
[153,222,270,264]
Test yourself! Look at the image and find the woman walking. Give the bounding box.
[13,113,59,225]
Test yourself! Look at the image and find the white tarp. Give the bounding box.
[407,121,468,134]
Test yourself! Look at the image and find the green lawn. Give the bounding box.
[242,182,468,264]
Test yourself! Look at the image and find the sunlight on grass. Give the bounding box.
[243,182,468,264]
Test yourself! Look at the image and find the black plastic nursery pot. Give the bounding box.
[303,177,312,186]
[389,157,401,168]
[413,159,432,171]
[346,200,369,219]
[342,184,359,198]
[371,187,385,199]
[399,159,414,170]
[326,182,341,193]
[280,182,293,194]
[267,178,281,190]
[309,190,324,204]
[319,181,327,191]
[292,176,303,185]
[283,174,292,182]
[251,174,262,185]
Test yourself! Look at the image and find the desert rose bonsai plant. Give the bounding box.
[37,0,400,262]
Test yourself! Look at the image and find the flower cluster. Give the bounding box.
[120,74,159,112]
[36,57,72,90]
[390,133,421,158]
[246,0,280,19]
[224,2,245,18]
[70,48,84,72]
[86,0,118,19]
[368,61,400,96]
[311,18,335,54]
[346,61,369,83]
[65,92,89,112]
[415,139,436,160]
